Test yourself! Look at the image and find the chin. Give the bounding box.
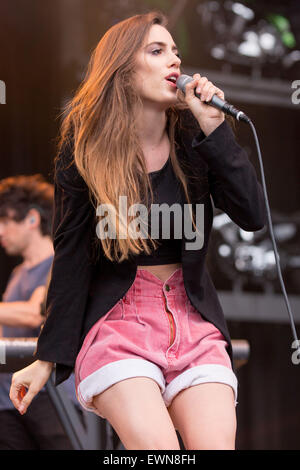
[159,94,179,108]
[142,93,178,111]
[5,247,16,255]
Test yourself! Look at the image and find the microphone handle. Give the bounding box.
[194,89,250,123]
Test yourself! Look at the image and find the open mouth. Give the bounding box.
[165,73,179,89]
[165,76,178,89]
[166,79,177,88]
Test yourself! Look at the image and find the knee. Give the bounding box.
[186,441,235,450]
[126,436,181,450]
[185,435,236,450]
[183,423,236,450]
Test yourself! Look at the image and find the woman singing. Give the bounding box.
[9,11,266,450]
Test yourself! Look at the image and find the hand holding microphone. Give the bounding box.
[176,73,250,136]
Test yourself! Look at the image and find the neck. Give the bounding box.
[136,106,168,149]
[21,234,54,269]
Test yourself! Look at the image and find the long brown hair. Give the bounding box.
[55,11,217,263]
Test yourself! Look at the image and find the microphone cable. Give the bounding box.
[245,118,299,354]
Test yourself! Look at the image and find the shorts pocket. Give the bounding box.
[76,299,124,382]
[121,292,147,327]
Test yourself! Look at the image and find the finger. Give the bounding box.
[186,74,204,88]
[9,381,25,409]
[194,74,207,83]
[195,76,209,93]
[19,384,27,400]
[185,78,207,102]
[193,73,201,81]
[197,81,214,101]
[214,87,225,100]
[18,387,38,415]
[201,85,225,103]
[204,86,218,102]
[185,77,199,98]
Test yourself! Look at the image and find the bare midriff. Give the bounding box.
[136,262,182,283]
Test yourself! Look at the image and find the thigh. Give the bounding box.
[93,377,180,450]
[168,383,237,450]
[24,392,73,450]
[0,409,37,450]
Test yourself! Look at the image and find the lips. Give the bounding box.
[165,73,180,90]
[166,80,177,89]
[164,72,180,83]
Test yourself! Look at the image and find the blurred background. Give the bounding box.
[0,0,299,450]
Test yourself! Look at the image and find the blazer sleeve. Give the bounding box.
[191,119,267,231]
[33,138,96,372]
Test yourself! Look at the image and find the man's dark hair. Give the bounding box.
[0,174,54,237]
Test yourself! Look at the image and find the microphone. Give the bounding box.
[176,74,251,124]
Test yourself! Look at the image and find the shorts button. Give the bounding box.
[165,284,170,291]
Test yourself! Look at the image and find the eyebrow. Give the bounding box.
[145,41,178,51]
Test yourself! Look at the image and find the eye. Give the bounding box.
[151,48,182,60]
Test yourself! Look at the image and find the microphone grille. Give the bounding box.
[176,74,193,92]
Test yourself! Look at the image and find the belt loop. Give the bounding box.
[134,270,140,298]
[185,295,191,316]
[134,291,147,327]
[133,272,147,327]
[131,273,138,301]
[119,298,125,319]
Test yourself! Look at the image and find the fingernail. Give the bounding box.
[19,405,25,414]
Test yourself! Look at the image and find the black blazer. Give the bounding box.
[34,111,266,385]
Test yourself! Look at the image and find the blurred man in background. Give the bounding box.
[0,174,77,450]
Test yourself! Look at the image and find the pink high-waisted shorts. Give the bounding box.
[75,267,238,417]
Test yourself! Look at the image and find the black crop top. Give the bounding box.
[131,155,184,265]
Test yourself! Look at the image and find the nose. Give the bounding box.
[168,51,181,68]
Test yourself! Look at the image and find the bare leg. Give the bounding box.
[92,377,180,450]
[168,383,237,450]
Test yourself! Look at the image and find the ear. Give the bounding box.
[27,209,40,226]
